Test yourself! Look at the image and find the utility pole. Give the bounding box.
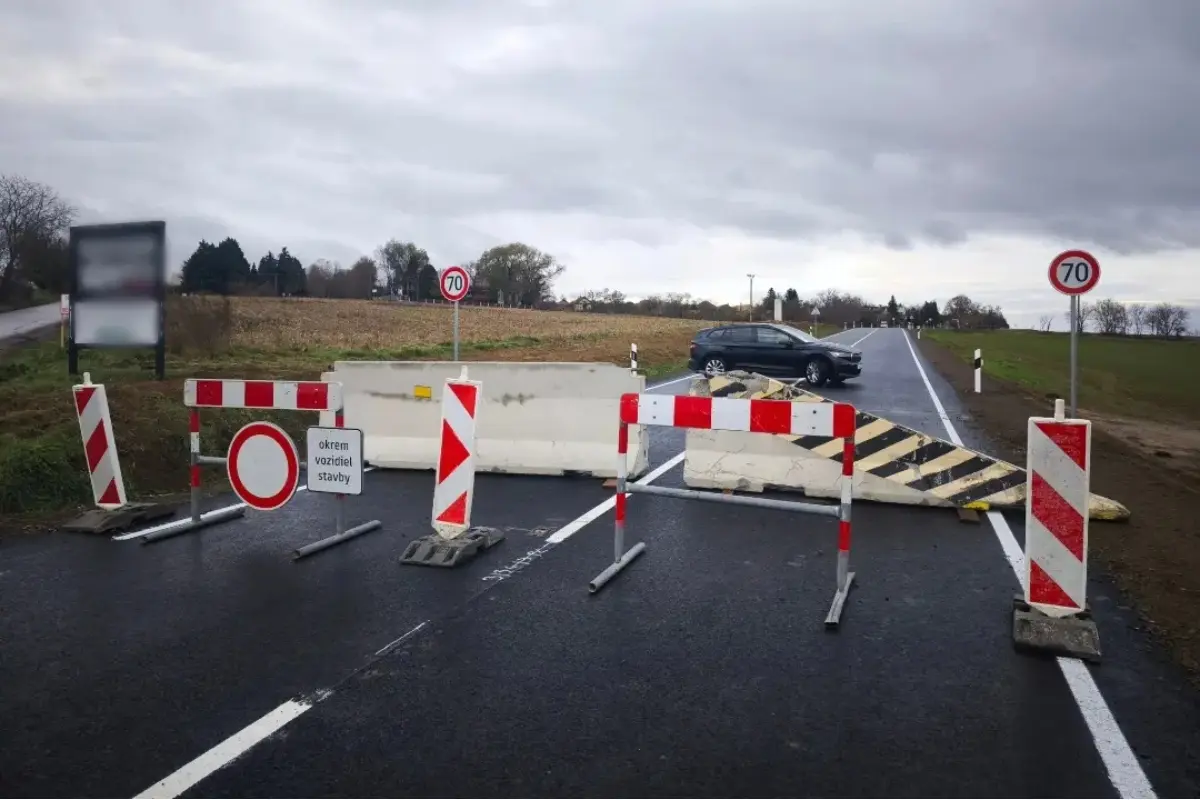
[747,273,755,321]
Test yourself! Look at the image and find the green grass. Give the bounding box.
[924,329,1200,421]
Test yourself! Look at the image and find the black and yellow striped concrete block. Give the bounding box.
[700,373,1129,521]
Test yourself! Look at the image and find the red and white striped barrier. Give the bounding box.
[184,379,342,411]
[593,392,860,628]
[1025,399,1091,617]
[72,373,127,509]
[432,368,481,540]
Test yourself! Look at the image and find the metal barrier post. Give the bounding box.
[589,419,646,592]
[825,432,857,628]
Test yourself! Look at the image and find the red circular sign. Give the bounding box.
[439,265,471,303]
[226,421,299,511]
[1048,250,1101,296]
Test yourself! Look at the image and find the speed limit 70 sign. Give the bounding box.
[1049,250,1101,296]
[439,265,471,303]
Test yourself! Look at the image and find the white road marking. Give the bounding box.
[114,468,379,540]
[375,621,428,657]
[900,329,1155,800]
[846,328,877,349]
[546,451,685,544]
[647,373,694,390]
[134,699,313,799]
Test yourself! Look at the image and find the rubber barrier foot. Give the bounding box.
[62,502,175,535]
[400,527,505,568]
[1011,595,1101,663]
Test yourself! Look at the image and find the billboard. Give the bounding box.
[68,221,167,378]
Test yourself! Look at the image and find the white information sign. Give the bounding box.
[306,426,364,495]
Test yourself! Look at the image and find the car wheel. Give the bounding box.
[805,357,831,388]
[703,356,728,376]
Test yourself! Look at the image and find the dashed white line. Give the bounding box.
[900,329,1155,800]
[375,621,428,657]
[134,699,314,799]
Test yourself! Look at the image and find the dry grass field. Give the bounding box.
[228,297,707,352]
[0,296,715,521]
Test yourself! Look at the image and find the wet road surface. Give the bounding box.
[2,335,1198,797]
[0,302,58,341]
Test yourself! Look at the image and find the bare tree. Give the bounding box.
[1092,298,1129,335]
[0,174,75,299]
[1037,314,1054,332]
[1144,302,1188,337]
[1167,304,1190,337]
[1128,303,1147,335]
[1073,301,1096,332]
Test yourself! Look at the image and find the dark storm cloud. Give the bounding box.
[2,0,1200,268]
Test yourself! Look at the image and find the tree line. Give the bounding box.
[1038,299,1191,338]
[563,287,1010,330]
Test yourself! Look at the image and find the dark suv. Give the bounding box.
[687,323,863,387]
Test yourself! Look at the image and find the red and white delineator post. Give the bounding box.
[400,366,504,567]
[1012,398,1101,660]
[138,379,381,558]
[72,372,127,509]
[432,367,481,539]
[63,373,175,534]
[590,392,860,628]
[1025,398,1091,617]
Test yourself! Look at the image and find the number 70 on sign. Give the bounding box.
[1049,250,1101,296]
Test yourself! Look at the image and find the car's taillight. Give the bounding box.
[689,342,697,354]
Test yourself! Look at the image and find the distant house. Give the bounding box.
[467,273,490,303]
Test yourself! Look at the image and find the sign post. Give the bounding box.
[439,265,471,361]
[1048,250,1101,418]
[59,293,69,348]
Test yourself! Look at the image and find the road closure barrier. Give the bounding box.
[61,373,174,535]
[1012,399,1101,661]
[685,372,1129,521]
[319,361,650,479]
[589,391,860,629]
[134,378,382,558]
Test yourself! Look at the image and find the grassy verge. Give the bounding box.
[923,329,1200,422]
[0,338,688,522]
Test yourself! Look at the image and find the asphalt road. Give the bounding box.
[0,302,58,341]
[2,331,1198,797]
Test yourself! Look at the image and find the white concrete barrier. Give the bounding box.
[319,361,650,478]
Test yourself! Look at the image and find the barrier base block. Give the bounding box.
[1012,595,1101,663]
[62,502,175,535]
[400,527,505,568]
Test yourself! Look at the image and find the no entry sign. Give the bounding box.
[226,421,300,511]
[1049,250,1101,296]
[439,265,471,303]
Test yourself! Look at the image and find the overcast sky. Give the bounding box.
[3,0,1199,329]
